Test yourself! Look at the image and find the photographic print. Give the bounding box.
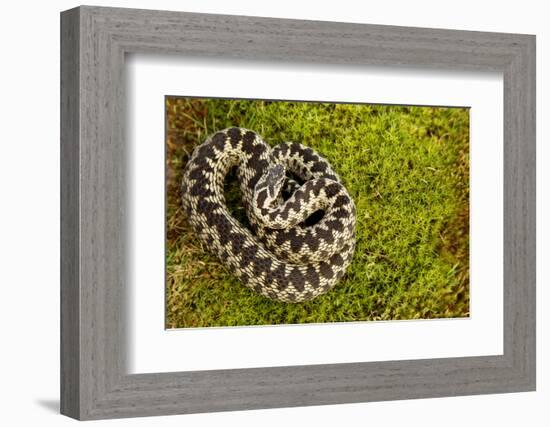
[60,8,535,418]
[166,97,470,329]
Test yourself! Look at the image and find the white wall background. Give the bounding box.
[0,0,546,425]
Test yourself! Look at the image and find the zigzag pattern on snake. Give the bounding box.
[181,127,357,302]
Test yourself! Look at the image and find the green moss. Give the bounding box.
[165,98,470,328]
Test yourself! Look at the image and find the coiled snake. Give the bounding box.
[181,127,356,302]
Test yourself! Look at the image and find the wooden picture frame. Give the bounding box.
[60,5,536,420]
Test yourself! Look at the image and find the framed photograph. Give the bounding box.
[60,5,536,420]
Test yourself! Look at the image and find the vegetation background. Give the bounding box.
[165,97,470,328]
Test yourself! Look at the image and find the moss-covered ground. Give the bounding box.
[165,97,470,328]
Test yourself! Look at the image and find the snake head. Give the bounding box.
[254,164,286,208]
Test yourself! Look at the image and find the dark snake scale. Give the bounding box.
[181,127,357,302]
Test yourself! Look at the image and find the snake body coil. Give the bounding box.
[181,127,356,302]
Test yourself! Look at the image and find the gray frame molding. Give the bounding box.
[60,5,536,420]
